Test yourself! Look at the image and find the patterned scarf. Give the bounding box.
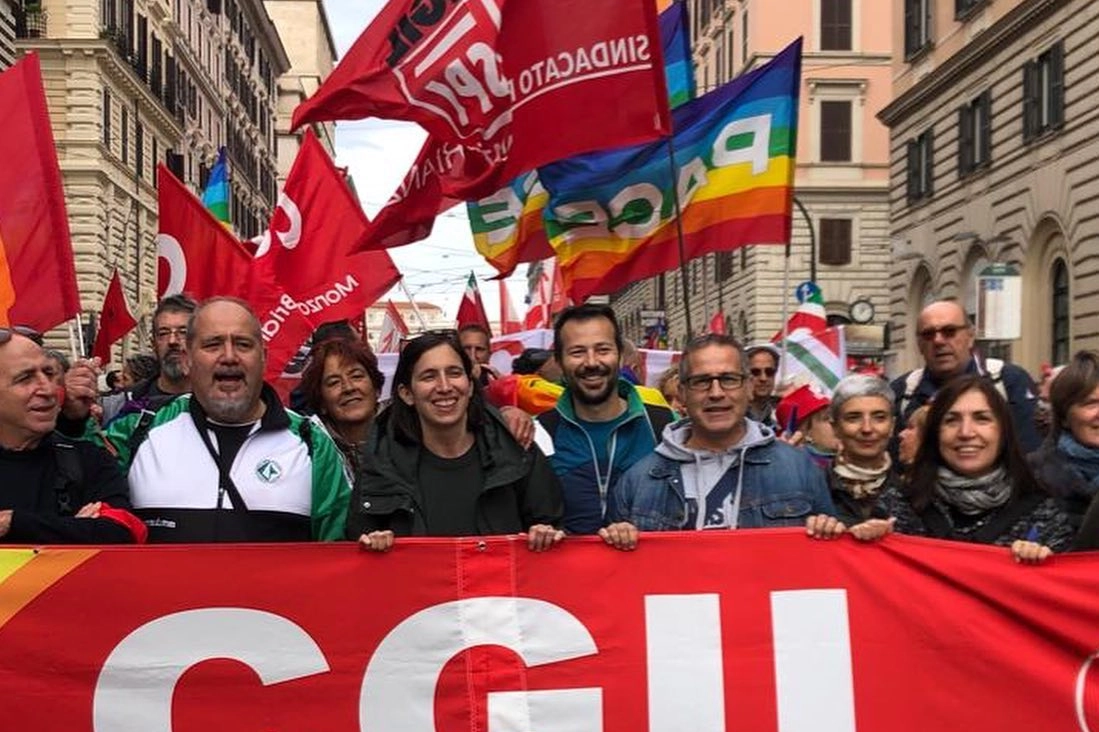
[935,466,1012,515]
[833,453,892,499]
[1057,433,1099,489]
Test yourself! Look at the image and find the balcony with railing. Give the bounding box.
[14,5,48,39]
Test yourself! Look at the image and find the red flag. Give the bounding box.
[295,0,671,206]
[708,310,726,335]
[91,270,137,363]
[455,272,490,334]
[156,165,315,383]
[0,53,81,331]
[377,299,408,353]
[256,129,400,318]
[499,280,521,335]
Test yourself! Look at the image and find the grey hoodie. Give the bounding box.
[655,418,775,529]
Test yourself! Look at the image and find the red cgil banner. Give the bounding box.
[3,531,1099,731]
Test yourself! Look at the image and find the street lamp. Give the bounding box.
[792,195,816,283]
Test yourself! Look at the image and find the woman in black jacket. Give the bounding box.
[348,333,564,552]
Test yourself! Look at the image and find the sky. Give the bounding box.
[321,0,529,324]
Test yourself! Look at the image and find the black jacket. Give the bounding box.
[1028,439,1099,550]
[346,406,563,538]
[0,433,135,544]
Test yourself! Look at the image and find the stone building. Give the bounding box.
[611,0,893,366]
[14,0,286,355]
[263,0,336,179]
[880,0,1094,374]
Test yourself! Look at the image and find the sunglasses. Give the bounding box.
[0,326,43,346]
[918,324,968,342]
[749,367,777,378]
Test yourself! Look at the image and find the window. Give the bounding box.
[136,14,147,76]
[135,123,144,179]
[820,0,852,51]
[819,219,852,266]
[957,90,991,176]
[820,100,852,162]
[955,0,985,19]
[716,250,734,281]
[904,0,931,59]
[906,129,934,204]
[655,274,666,309]
[1023,42,1065,142]
[121,107,128,164]
[152,137,158,187]
[1052,259,1069,364]
[102,89,111,148]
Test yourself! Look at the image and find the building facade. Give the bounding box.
[14,0,286,355]
[263,0,335,179]
[880,0,1092,375]
[611,0,894,366]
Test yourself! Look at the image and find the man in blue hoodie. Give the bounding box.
[606,333,834,539]
[537,304,674,535]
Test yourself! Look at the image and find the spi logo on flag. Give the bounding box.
[386,0,511,144]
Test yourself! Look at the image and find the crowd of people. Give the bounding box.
[3,292,1099,566]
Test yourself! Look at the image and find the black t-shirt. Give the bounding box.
[207,421,258,469]
[418,445,484,536]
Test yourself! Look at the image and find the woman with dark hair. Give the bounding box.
[348,333,564,552]
[882,374,1073,562]
[300,338,385,476]
[1028,350,1099,549]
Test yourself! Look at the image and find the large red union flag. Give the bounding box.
[0,53,80,331]
[4,533,1099,730]
[256,129,399,316]
[294,0,671,201]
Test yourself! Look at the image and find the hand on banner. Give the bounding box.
[599,522,639,551]
[359,530,395,553]
[75,502,102,519]
[1011,540,1053,565]
[526,524,565,552]
[805,514,846,540]
[61,358,101,421]
[849,517,897,542]
[499,406,534,449]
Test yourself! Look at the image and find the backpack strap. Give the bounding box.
[126,408,158,458]
[299,416,314,459]
[899,367,925,417]
[51,439,83,517]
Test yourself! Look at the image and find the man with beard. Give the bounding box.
[99,297,351,542]
[537,304,674,535]
[890,300,1039,452]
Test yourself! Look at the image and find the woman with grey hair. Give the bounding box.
[826,374,899,525]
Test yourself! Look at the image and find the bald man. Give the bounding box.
[890,300,1039,451]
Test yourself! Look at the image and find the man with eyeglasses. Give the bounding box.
[0,327,145,544]
[745,343,782,428]
[603,334,834,544]
[890,300,1039,451]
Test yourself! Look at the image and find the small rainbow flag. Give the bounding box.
[541,38,802,302]
[201,147,231,228]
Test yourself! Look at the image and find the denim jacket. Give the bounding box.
[607,419,834,530]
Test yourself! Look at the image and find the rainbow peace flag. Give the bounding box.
[468,1,694,278]
[201,147,231,228]
[541,38,802,301]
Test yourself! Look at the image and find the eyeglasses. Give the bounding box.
[0,326,43,346]
[683,373,747,392]
[749,367,777,378]
[917,324,968,342]
[154,326,189,341]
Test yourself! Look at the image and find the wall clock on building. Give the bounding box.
[849,299,875,324]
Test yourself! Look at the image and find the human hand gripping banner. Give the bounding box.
[5,532,1099,731]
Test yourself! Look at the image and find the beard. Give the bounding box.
[203,393,256,424]
[568,365,618,406]
[160,351,186,382]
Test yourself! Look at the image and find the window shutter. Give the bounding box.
[1050,41,1065,129]
[923,128,935,197]
[904,0,916,56]
[957,105,971,175]
[923,0,932,47]
[1022,61,1036,141]
[820,219,853,266]
[978,91,992,164]
[906,140,918,203]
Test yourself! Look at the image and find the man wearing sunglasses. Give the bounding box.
[603,334,834,545]
[890,300,1040,451]
[745,343,782,429]
[0,328,144,544]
